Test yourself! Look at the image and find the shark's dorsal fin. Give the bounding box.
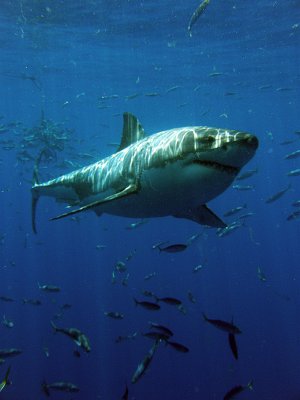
[117,113,145,152]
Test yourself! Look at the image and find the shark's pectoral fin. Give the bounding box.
[174,205,227,228]
[50,183,139,221]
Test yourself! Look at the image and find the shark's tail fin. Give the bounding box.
[32,149,47,234]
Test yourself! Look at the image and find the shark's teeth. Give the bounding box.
[193,160,239,175]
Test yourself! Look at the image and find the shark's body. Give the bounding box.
[32,113,258,232]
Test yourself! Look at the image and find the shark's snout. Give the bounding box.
[245,135,259,150]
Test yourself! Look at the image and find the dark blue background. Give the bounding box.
[0,1,299,399]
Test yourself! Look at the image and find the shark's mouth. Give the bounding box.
[193,160,239,175]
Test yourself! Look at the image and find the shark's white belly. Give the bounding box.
[98,161,235,218]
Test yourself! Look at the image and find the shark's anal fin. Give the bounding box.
[174,204,227,228]
[51,183,139,221]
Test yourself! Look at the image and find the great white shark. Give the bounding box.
[31,112,258,233]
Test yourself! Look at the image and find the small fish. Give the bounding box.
[73,350,81,358]
[149,322,173,337]
[2,315,14,328]
[125,93,141,100]
[134,298,160,311]
[0,366,11,392]
[152,240,168,250]
[259,84,272,90]
[223,380,253,400]
[50,321,91,352]
[257,266,267,282]
[236,168,258,180]
[287,210,300,221]
[142,290,156,298]
[186,233,200,245]
[265,184,291,203]
[115,332,137,343]
[223,204,247,217]
[167,340,189,353]
[287,168,300,177]
[131,340,160,384]
[193,264,204,273]
[228,333,238,360]
[284,149,300,159]
[202,313,242,334]
[188,291,196,304]
[232,184,255,191]
[208,72,223,77]
[0,349,22,358]
[144,92,160,97]
[144,272,156,281]
[157,297,182,306]
[122,273,130,286]
[217,221,243,238]
[143,332,170,341]
[126,219,148,229]
[0,296,14,302]
[42,381,80,395]
[158,243,187,253]
[187,0,211,37]
[115,261,126,272]
[38,282,61,292]
[279,139,296,145]
[165,85,181,93]
[121,383,129,400]
[292,200,300,207]
[237,212,255,221]
[104,311,124,320]
[22,298,41,305]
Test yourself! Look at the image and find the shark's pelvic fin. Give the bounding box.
[51,183,139,221]
[117,112,145,152]
[174,204,227,228]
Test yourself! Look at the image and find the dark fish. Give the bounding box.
[265,184,291,203]
[188,0,211,37]
[149,322,173,337]
[0,296,14,302]
[223,204,247,217]
[257,267,267,282]
[157,297,182,306]
[143,332,170,341]
[131,340,160,384]
[121,383,128,400]
[50,321,91,352]
[223,380,253,400]
[38,282,61,292]
[287,210,300,221]
[287,168,300,177]
[134,298,160,311]
[22,298,41,305]
[0,349,22,358]
[292,200,300,207]
[115,332,137,343]
[232,184,254,191]
[236,168,258,180]
[158,244,187,253]
[73,350,81,358]
[279,139,296,145]
[202,313,242,334]
[284,149,300,159]
[104,311,124,320]
[42,381,80,394]
[228,333,238,360]
[167,340,189,353]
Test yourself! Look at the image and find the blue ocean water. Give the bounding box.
[0,1,299,399]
